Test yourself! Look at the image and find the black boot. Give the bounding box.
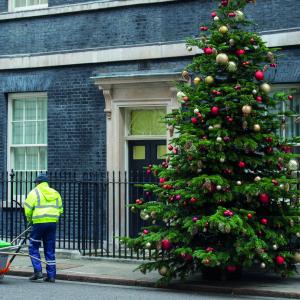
[43,277,55,283]
[29,271,43,281]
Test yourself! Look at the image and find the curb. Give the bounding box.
[5,270,300,299]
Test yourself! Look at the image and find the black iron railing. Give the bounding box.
[0,170,156,259]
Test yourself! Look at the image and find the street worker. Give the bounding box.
[24,173,63,283]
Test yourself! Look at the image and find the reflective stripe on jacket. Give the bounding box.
[24,182,63,224]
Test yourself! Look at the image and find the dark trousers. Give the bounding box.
[29,223,57,279]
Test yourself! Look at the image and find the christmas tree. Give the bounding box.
[123,0,300,284]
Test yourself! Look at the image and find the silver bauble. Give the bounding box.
[220,157,225,163]
[254,176,261,182]
[260,262,266,269]
[216,137,222,142]
[140,210,150,221]
[237,181,242,185]
[227,61,237,72]
[273,244,278,250]
[208,126,214,131]
[252,89,258,95]
[194,108,199,114]
[216,185,222,191]
[235,10,245,21]
[214,16,220,21]
[145,242,152,249]
[229,38,235,46]
[288,159,299,171]
[176,91,186,103]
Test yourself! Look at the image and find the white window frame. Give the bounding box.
[7,92,48,173]
[9,0,48,12]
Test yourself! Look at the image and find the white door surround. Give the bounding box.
[92,72,180,173]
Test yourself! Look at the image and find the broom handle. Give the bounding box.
[0,252,49,265]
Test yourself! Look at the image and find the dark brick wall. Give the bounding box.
[0,0,299,55]
[0,65,106,173]
[0,0,7,12]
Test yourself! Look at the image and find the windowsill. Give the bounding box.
[9,4,48,13]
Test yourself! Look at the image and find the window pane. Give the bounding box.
[37,98,47,119]
[24,121,36,144]
[14,148,25,170]
[13,100,23,121]
[15,0,26,8]
[40,0,47,3]
[12,122,23,144]
[130,109,166,135]
[157,145,166,159]
[26,147,38,170]
[28,0,40,5]
[39,147,47,170]
[25,99,36,120]
[37,121,47,144]
[286,116,300,139]
[133,146,145,160]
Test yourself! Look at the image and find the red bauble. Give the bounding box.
[238,161,246,168]
[211,11,217,18]
[265,147,273,154]
[135,199,143,205]
[211,106,219,115]
[276,256,285,265]
[247,213,253,219]
[159,178,166,183]
[226,265,237,273]
[255,70,264,81]
[250,38,256,44]
[288,95,293,100]
[183,96,189,102]
[206,247,215,252]
[181,253,193,261]
[146,169,151,174]
[167,144,173,150]
[228,12,236,17]
[192,217,198,222]
[190,197,197,204]
[204,47,213,55]
[261,218,268,225]
[143,229,149,234]
[191,117,198,124]
[265,137,273,143]
[235,85,241,90]
[236,49,246,56]
[161,239,172,251]
[256,96,263,103]
[259,193,270,204]
[200,26,209,31]
[227,116,233,122]
[242,61,250,66]
[270,63,277,68]
[272,179,279,186]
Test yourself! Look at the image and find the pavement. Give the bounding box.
[3,250,300,299]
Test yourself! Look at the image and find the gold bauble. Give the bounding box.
[242,105,252,114]
[131,206,137,213]
[193,77,201,85]
[294,252,300,263]
[260,83,272,94]
[181,70,189,79]
[158,266,169,276]
[253,124,261,132]
[235,10,245,21]
[205,76,214,85]
[216,53,229,65]
[219,26,229,34]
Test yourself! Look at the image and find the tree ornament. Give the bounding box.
[253,124,261,132]
[186,46,193,52]
[211,106,219,115]
[158,265,169,276]
[176,91,186,103]
[211,11,217,18]
[288,159,298,171]
[238,161,246,168]
[181,70,189,79]
[256,96,263,103]
[242,105,252,115]
[220,157,225,163]
[161,239,172,250]
[140,210,150,221]
[200,26,209,31]
[297,232,300,238]
[255,70,264,81]
[288,95,293,101]
[252,89,257,95]
[193,77,201,85]
[216,137,222,142]
[227,61,237,72]
[214,16,220,21]
[229,38,235,46]
[150,211,157,219]
[143,229,149,235]
[236,49,246,56]
[216,185,222,191]
[237,181,242,185]
[135,198,143,205]
[208,125,214,131]
[260,262,266,269]
[219,26,229,34]
[194,108,199,114]
[228,12,236,17]
[216,53,229,65]
[294,253,300,263]
[254,176,261,182]
[204,47,213,55]
[260,83,272,94]
[145,242,152,249]
[276,256,285,265]
[205,76,214,84]
[261,218,268,225]
[247,213,253,219]
[259,193,270,204]
[227,265,237,273]
[273,244,278,250]
[234,10,245,21]
[191,117,198,124]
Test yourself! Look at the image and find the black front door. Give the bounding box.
[128,140,166,237]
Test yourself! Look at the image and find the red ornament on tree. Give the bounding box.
[228,12,236,17]
[135,199,143,205]
[200,26,209,31]
[276,256,285,265]
[190,197,197,204]
[211,11,217,18]
[159,178,166,184]
[247,213,253,219]
[226,265,237,273]
[191,117,198,124]
[255,70,264,81]
[272,179,279,186]
[161,239,172,251]
[235,85,241,91]
[211,106,219,115]
[259,193,270,204]
[236,49,246,56]
[204,47,213,55]
[288,95,293,101]
[143,229,149,234]
[261,218,268,225]
[238,161,246,168]
[167,144,173,150]
[256,96,263,103]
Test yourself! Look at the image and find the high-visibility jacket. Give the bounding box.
[24,182,63,224]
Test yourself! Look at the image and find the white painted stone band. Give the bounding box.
[3,0,178,19]
[2,31,300,70]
